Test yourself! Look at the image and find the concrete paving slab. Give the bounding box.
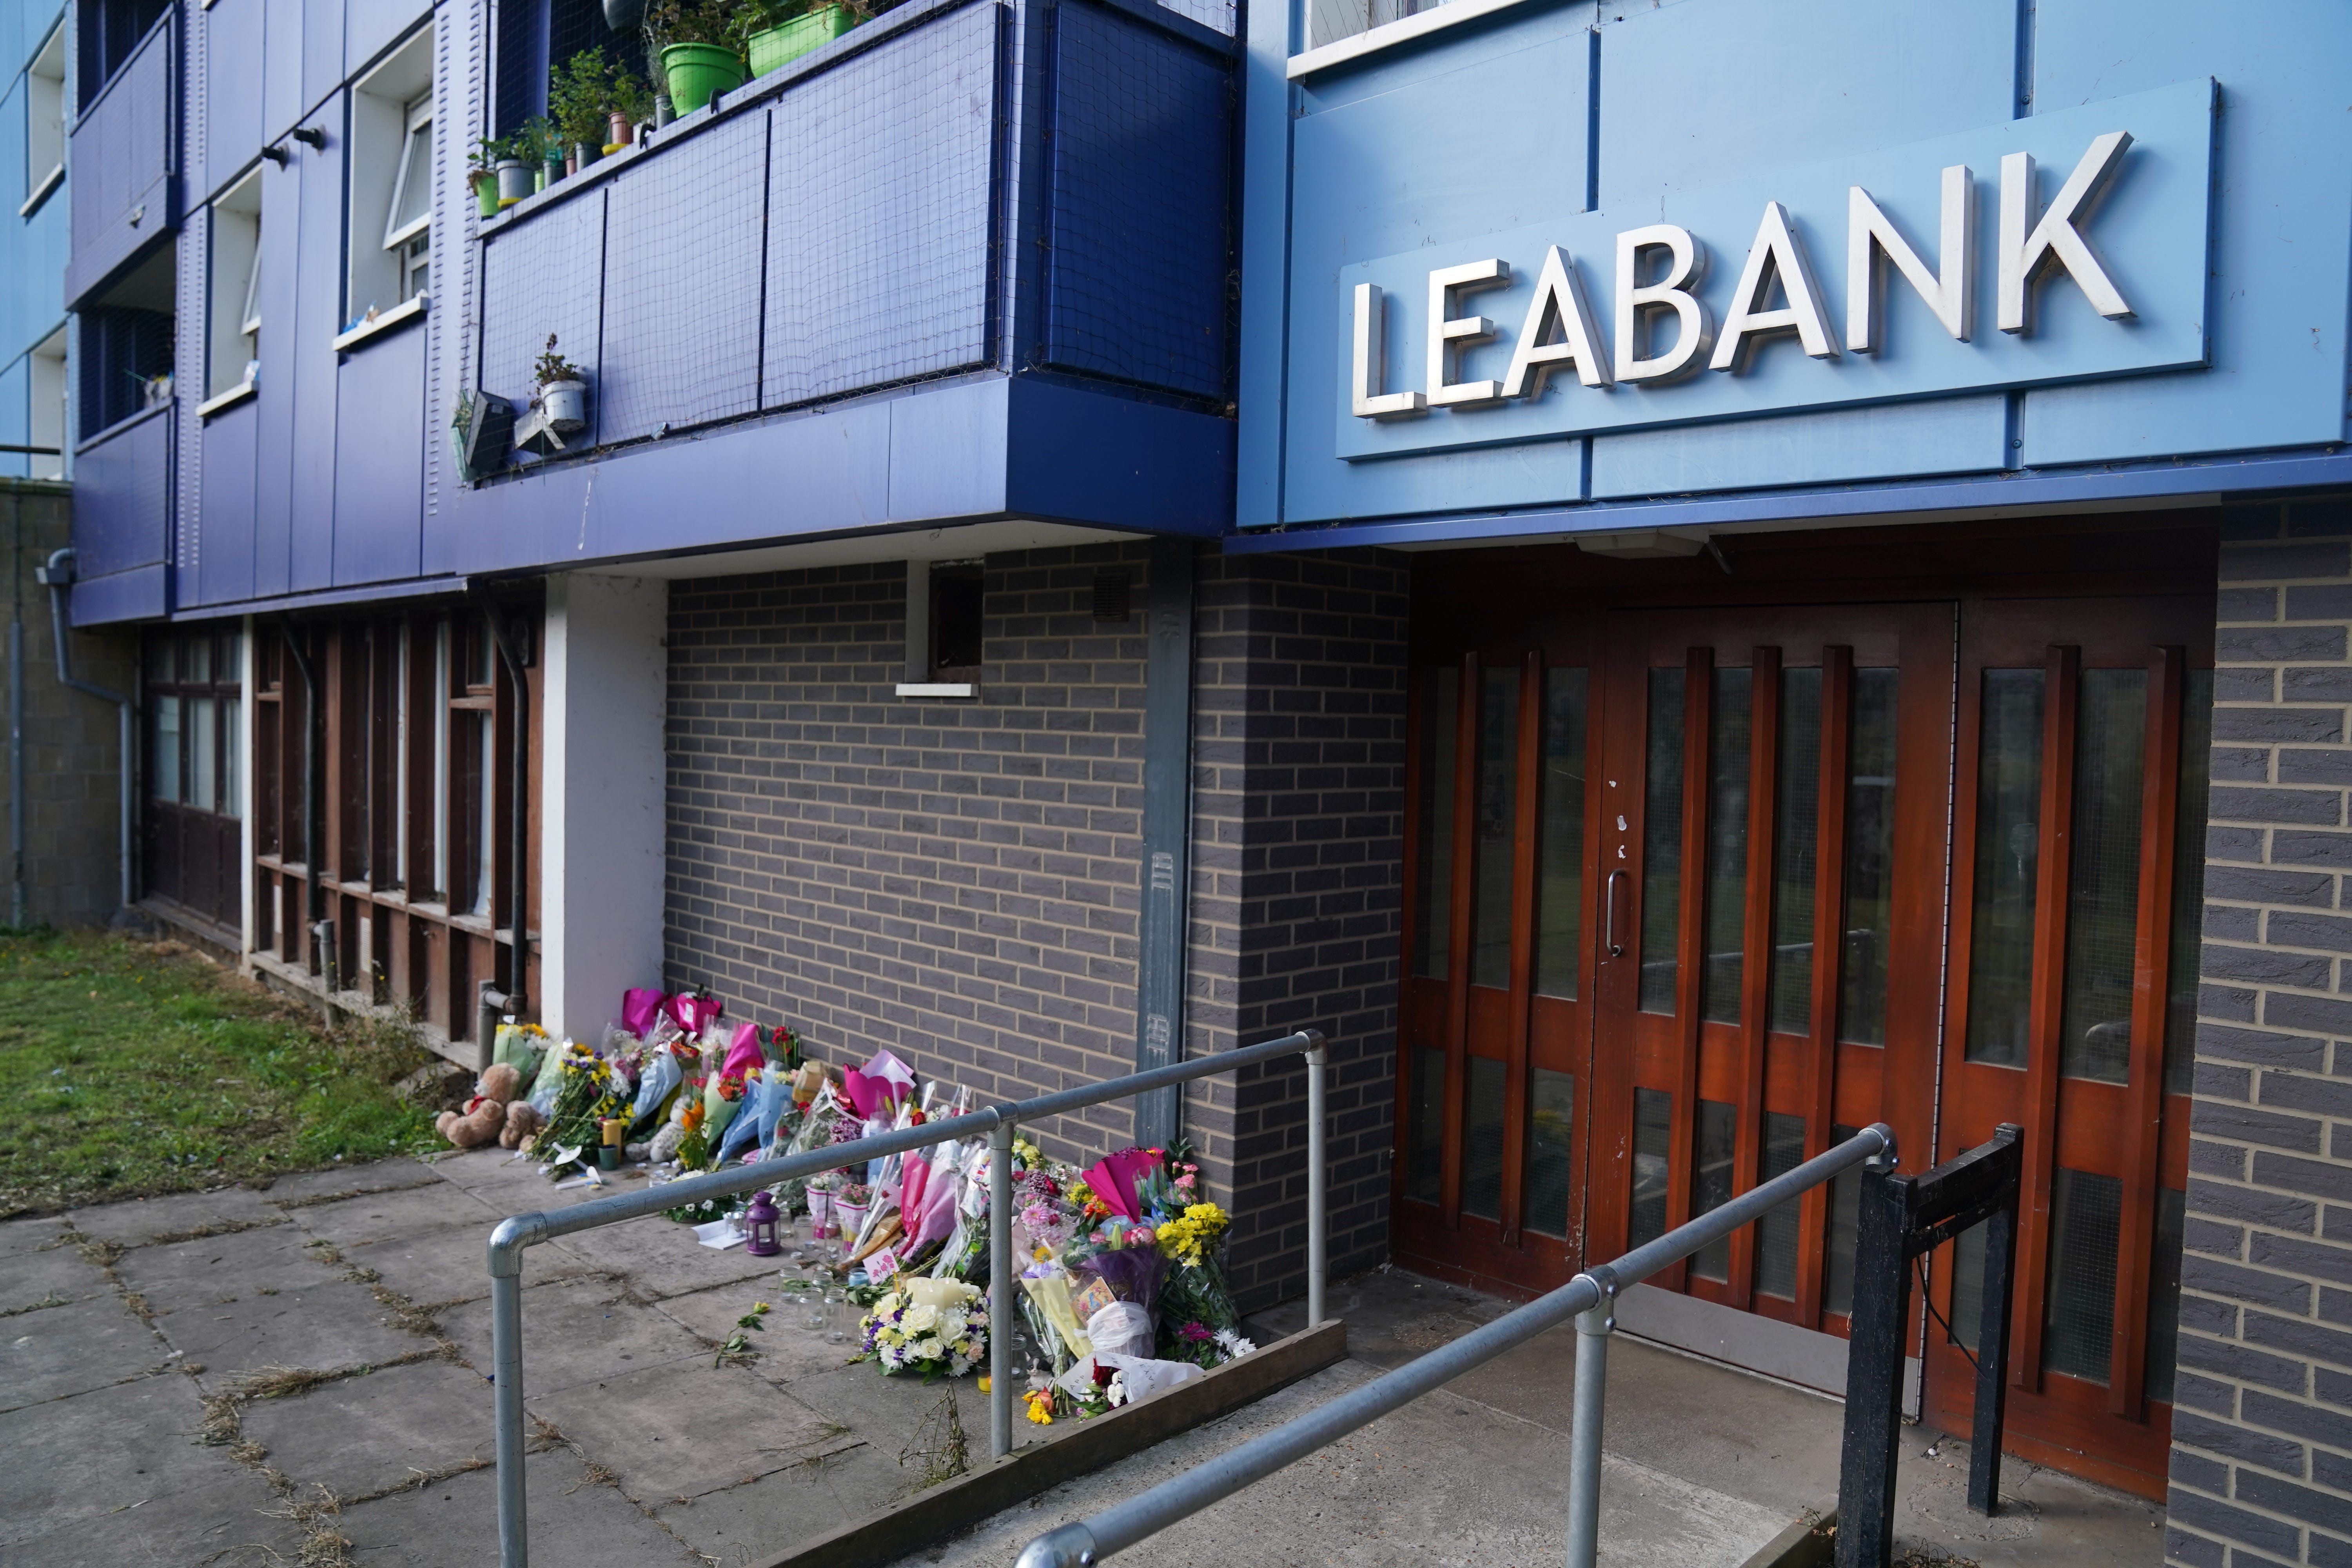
[0,1364,236,1537]
[430,1148,662,1210]
[290,1180,506,1249]
[340,1222,595,1307]
[110,1221,341,1317]
[0,1469,304,1568]
[652,1281,868,1383]
[1,1238,112,1310]
[1887,1434,2166,1567]
[530,1360,856,1503]
[0,1293,170,1411]
[784,1361,1002,1464]
[61,1184,283,1245]
[336,1445,707,1568]
[260,1156,440,1204]
[443,1272,706,1389]
[658,1443,913,1562]
[236,1357,498,1500]
[546,1214,791,1297]
[0,1216,71,1256]
[156,1276,436,1378]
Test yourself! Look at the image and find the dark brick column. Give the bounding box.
[2169,497,2352,1568]
[1183,548,1409,1310]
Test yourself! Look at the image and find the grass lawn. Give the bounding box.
[0,928,443,1218]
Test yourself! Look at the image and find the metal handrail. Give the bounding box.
[485,1027,1330,1568]
[1016,1121,1898,1568]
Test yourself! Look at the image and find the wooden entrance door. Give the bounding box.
[1583,604,1953,1328]
[1393,570,2207,1497]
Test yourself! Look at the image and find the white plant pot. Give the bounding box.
[495,159,533,205]
[538,379,588,434]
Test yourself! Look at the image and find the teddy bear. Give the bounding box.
[499,1101,544,1150]
[437,1061,525,1149]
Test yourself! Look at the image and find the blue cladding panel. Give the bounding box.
[479,191,606,419]
[763,1,997,407]
[74,406,174,579]
[287,117,343,591]
[203,0,265,199]
[1005,376,1230,532]
[1595,0,2012,205]
[65,15,175,305]
[345,0,430,80]
[885,376,1009,521]
[332,324,425,583]
[1590,397,2010,497]
[72,565,169,624]
[600,112,768,444]
[2021,0,2352,463]
[1043,3,1230,399]
[300,0,343,132]
[263,0,303,144]
[194,397,260,606]
[0,363,23,480]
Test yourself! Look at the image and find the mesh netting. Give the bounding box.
[1042,2,1230,400]
[601,112,768,442]
[761,1,998,408]
[478,191,607,424]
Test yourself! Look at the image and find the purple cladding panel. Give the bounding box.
[194,397,260,607]
[66,15,176,307]
[478,190,606,421]
[74,404,175,581]
[332,322,426,585]
[344,0,430,85]
[762,0,997,408]
[201,0,265,200]
[301,0,345,125]
[286,104,345,593]
[599,111,768,445]
[250,148,301,599]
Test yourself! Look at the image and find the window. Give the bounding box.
[897,559,984,696]
[385,95,433,299]
[347,27,433,328]
[27,328,66,480]
[22,23,65,215]
[205,169,263,400]
[78,0,167,104]
[143,627,245,926]
[78,244,176,434]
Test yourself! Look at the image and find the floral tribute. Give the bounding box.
[858,1276,988,1379]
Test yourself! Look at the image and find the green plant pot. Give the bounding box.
[747,5,857,75]
[473,179,499,218]
[661,42,748,115]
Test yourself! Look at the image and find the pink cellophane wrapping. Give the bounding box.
[622,988,666,1037]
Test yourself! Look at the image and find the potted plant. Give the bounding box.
[550,48,614,174]
[533,334,589,435]
[494,127,534,208]
[645,0,750,116]
[468,138,501,218]
[519,115,562,191]
[607,64,654,152]
[745,0,885,76]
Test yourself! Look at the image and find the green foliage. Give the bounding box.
[0,930,439,1218]
[549,47,639,145]
[534,333,583,387]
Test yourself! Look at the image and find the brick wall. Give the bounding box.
[662,541,1412,1312]
[1,484,136,928]
[1181,550,1409,1308]
[2169,495,2352,1568]
[664,543,1162,1167]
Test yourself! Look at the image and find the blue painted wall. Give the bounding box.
[0,0,70,479]
[1241,0,2352,531]
[58,0,1239,625]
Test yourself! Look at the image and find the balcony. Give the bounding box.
[456,0,1237,563]
[71,401,178,623]
[67,9,178,307]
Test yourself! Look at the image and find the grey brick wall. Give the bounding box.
[664,543,1158,1167]
[2171,496,2352,1568]
[2,484,136,928]
[1180,550,1409,1308]
[662,541,1411,1314]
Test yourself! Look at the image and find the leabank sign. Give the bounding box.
[1334,78,2216,461]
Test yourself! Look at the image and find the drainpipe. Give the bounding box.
[276,616,333,1022]
[33,549,133,916]
[11,494,25,928]
[475,592,531,1022]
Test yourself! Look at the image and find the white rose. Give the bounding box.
[901,1303,939,1335]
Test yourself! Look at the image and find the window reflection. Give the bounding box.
[1965,670,2046,1068]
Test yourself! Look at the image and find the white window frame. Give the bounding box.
[21,23,65,216]
[202,168,264,408]
[383,92,432,303]
[346,27,434,335]
[27,327,66,481]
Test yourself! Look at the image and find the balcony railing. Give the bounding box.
[468,0,1234,475]
[67,9,177,307]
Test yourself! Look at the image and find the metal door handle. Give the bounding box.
[1605,869,1629,958]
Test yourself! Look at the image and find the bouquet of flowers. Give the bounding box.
[1153,1199,1241,1351]
[531,1044,629,1176]
[859,1276,987,1380]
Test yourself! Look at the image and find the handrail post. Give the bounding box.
[489,1218,536,1568]
[1303,1030,1328,1328]
[989,1117,1016,1461]
[1563,1274,1615,1568]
